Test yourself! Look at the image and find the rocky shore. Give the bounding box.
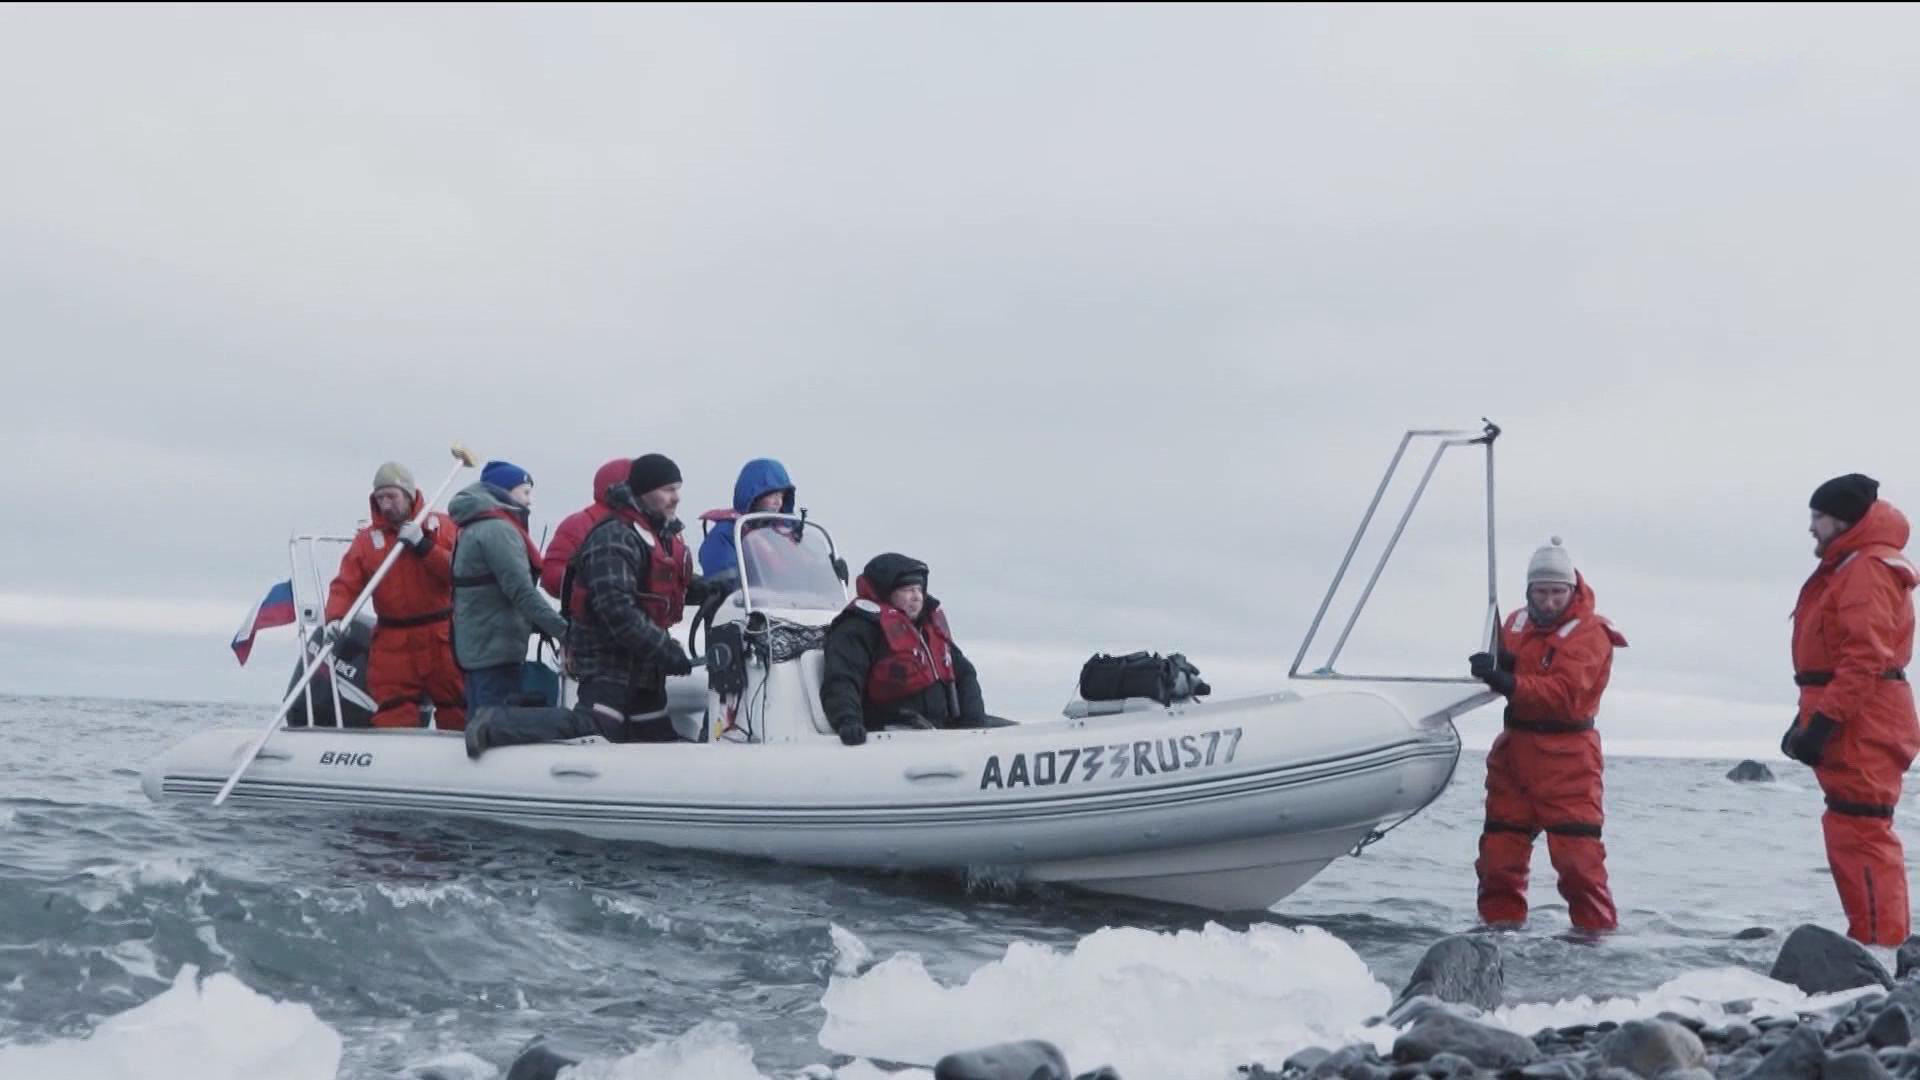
[486,923,1918,1080]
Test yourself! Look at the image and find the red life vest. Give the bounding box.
[453,508,543,590]
[844,579,958,706]
[566,510,692,628]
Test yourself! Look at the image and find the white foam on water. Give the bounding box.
[404,1049,500,1079]
[559,1021,768,1080]
[819,922,1391,1079]
[196,923,237,965]
[107,939,165,983]
[0,963,341,1080]
[830,924,874,976]
[1489,965,1883,1034]
[594,893,668,929]
[72,856,199,911]
[374,881,495,911]
[830,1061,931,1080]
[593,893,728,939]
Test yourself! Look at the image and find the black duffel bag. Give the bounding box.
[1078,651,1212,706]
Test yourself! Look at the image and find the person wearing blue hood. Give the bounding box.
[698,458,796,579]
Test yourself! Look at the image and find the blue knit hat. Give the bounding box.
[481,460,533,492]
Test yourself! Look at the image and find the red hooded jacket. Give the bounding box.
[540,458,629,599]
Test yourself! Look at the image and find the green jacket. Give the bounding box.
[449,482,567,670]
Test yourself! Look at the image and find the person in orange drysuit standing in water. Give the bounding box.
[1468,537,1629,933]
[1783,473,1920,946]
[326,461,466,730]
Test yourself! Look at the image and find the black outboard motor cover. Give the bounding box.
[283,620,377,728]
[706,622,749,696]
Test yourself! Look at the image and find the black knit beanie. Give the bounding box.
[628,453,682,496]
[1809,473,1879,524]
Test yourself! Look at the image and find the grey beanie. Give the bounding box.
[371,461,416,493]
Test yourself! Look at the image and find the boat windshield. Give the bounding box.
[740,518,845,611]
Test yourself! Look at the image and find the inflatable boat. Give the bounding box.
[145,425,1502,911]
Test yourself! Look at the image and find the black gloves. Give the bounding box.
[692,572,737,604]
[1782,712,1838,767]
[659,639,694,678]
[1469,652,1516,697]
[837,721,867,746]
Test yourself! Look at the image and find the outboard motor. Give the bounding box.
[283,617,377,728]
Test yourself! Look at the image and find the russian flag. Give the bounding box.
[231,580,296,666]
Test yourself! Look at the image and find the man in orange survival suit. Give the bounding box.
[1467,538,1629,932]
[325,461,466,730]
[1783,473,1920,946]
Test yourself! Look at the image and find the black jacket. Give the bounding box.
[820,595,985,734]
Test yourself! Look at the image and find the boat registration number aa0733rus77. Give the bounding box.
[978,726,1244,790]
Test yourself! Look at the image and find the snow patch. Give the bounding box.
[1491,965,1884,1033]
[820,922,1390,1078]
[0,964,340,1080]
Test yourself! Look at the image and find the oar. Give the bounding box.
[213,444,477,806]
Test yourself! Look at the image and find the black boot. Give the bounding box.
[465,705,588,760]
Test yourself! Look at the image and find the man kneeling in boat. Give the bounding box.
[465,453,715,757]
[820,553,987,746]
[1468,538,1628,933]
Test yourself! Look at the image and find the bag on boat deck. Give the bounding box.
[1078,651,1212,706]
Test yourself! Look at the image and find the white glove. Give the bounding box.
[396,520,430,554]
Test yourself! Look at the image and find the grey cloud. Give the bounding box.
[4,5,1919,725]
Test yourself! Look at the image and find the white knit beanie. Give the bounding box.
[1526,536,1577,586]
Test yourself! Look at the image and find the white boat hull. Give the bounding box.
[143,684,1480,911]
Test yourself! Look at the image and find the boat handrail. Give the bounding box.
[1290,420,1500,683]
[287,533,354,728]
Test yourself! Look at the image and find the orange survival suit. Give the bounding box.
[1473,575,1628,932]
[1785,497,1920,945]
[326,489,465,730]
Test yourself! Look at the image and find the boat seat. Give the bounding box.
[1061,697,1167,719]
[797,649,836,735]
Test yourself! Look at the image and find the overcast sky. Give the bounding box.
[3,4,1918,748]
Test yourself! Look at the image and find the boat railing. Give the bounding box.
[288,533,354,727]
[1290,421,1500,684]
